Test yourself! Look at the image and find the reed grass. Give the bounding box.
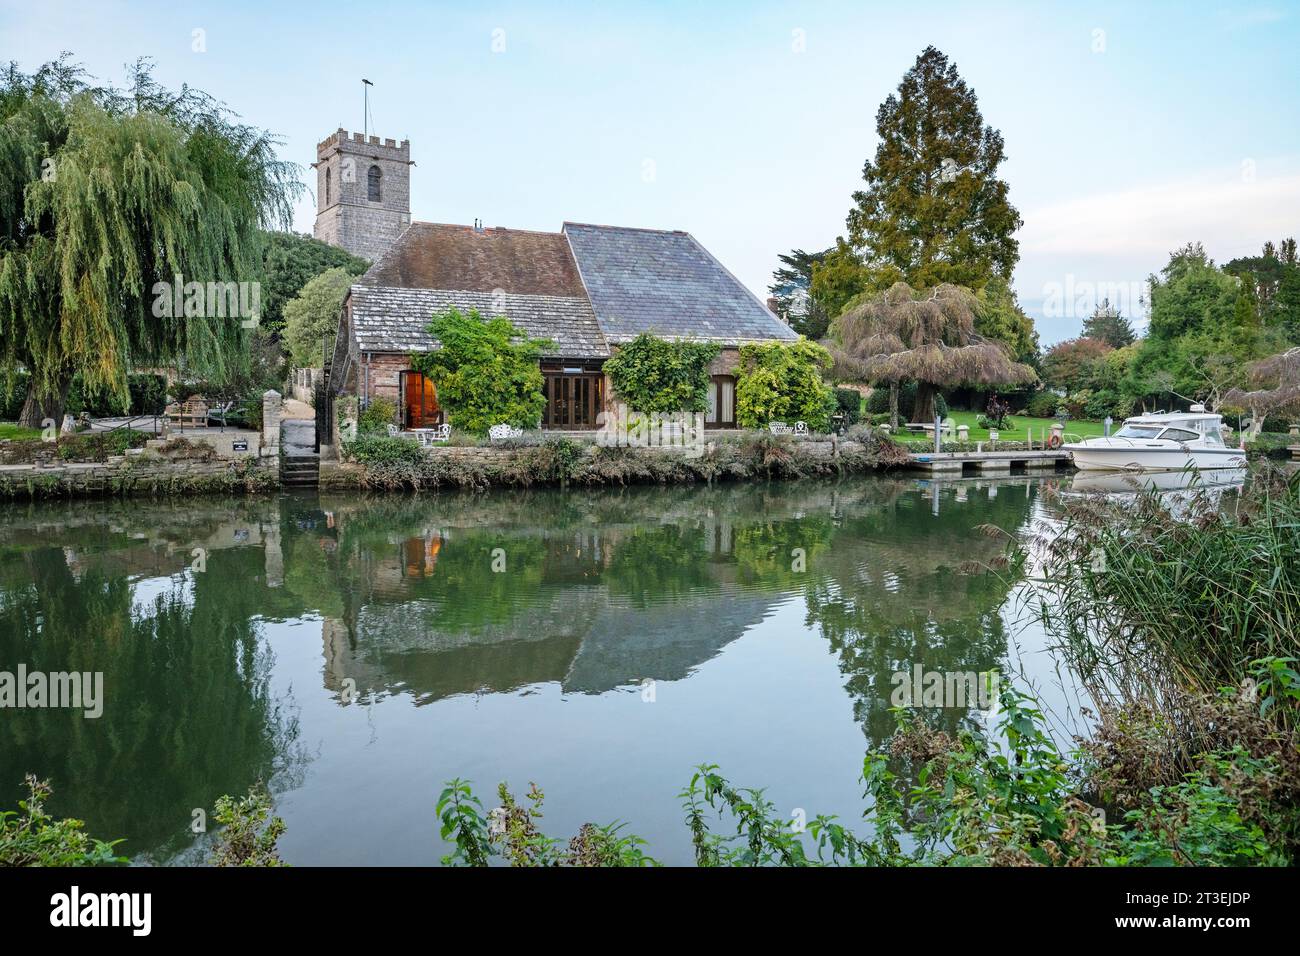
[1036,466,1300,731]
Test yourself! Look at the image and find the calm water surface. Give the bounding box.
[1,473,1207,864]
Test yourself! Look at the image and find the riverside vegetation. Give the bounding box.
[427,469,1299,866]
[339,427,912,491]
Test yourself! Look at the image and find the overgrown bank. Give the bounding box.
[330,429,912,491]
[0,456,277,500]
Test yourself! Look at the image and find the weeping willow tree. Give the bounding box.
[0,56,298,427]
[827,281,1037,426]
[1225,347,1300,438]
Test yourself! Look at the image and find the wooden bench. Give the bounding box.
[164,399,209,429]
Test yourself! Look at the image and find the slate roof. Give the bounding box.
[563,223,798,346]
[344,219,796,361]
[349,286,606,357]
[359,222,587,297]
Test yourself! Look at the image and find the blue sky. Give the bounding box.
[4,0,1299,344]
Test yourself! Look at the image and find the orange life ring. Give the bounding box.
[1047,434,1063,450]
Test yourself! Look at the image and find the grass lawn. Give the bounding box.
[0,422,43,441]
[889,410,1106,444]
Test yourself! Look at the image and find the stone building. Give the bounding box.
[313,128,412,261]
[314,128,796,430]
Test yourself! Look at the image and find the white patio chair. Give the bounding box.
[488,424,522,441]
[793,421,809,437]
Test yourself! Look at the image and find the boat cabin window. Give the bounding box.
[1159,427,1200,443]
[1114,424,1164,439]
[1201,427,1225,447]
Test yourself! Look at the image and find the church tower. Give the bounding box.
[313,128,412,261]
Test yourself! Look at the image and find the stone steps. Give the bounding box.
[281,454,320,488]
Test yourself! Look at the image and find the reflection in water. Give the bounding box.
[1,476,1057,863]
[1067,466,1247,496]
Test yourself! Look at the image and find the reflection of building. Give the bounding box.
[318,525,785,704]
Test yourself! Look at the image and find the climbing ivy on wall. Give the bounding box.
[603,334,720,414]
[412,309,552,435]
[735,340,837,431]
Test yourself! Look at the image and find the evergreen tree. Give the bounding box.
[1081,298,1136,348]
[1276,266,1300,342]
[843,47,1021,294]
[767,247,831,338]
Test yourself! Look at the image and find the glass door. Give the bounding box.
[706,375,735,429]
[400,371,441,429]
[543,372,603,429]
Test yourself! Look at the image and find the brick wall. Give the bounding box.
[360,353,412,407]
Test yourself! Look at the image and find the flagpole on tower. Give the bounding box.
[362,78,373,137]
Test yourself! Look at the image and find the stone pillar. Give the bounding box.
[261,390,283,458]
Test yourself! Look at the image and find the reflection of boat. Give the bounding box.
[1065,409,1246,471]
[1068,467,1247,496]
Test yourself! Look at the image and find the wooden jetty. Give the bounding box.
[908,448,1072,476]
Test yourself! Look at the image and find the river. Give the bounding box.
[1,472,1237,864]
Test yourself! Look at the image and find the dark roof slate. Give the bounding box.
[349,286,606,358]
[359,222,587,297]
[562,223,798,346]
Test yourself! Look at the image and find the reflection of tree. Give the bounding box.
[0,475,1043,861]
[0,545,303,860]
[804,482,1034,748]
[604,524,713,606]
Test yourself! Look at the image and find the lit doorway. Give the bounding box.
[400,371,441,429]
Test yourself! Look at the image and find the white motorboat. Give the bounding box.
[1064,408,1247,472]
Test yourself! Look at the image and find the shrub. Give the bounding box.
[358,397,398,434]
[865,382,946,421]
[867,381,914,415]
[833,388,862,427]
[210,783,288,867]
[735,340,836,431]
[1024,391,1060,419]
[126,375,168,416]
[0,373,29,420]
[412,308,551,436]
[155,436,217,461]
[51,429,151,462]
[604,334,719,413]
[932,391,949,421]
[436,779,656,867]
[983,395,1011,429]
[0,775,125,866]
[1084,388,1132,421]
[1061,390,1091,418]
[1245,432,1294,459]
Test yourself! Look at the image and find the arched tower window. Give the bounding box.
[367,165,382,202]
[324,167,331,206]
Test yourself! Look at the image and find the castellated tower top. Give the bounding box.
[313,128,412,262]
